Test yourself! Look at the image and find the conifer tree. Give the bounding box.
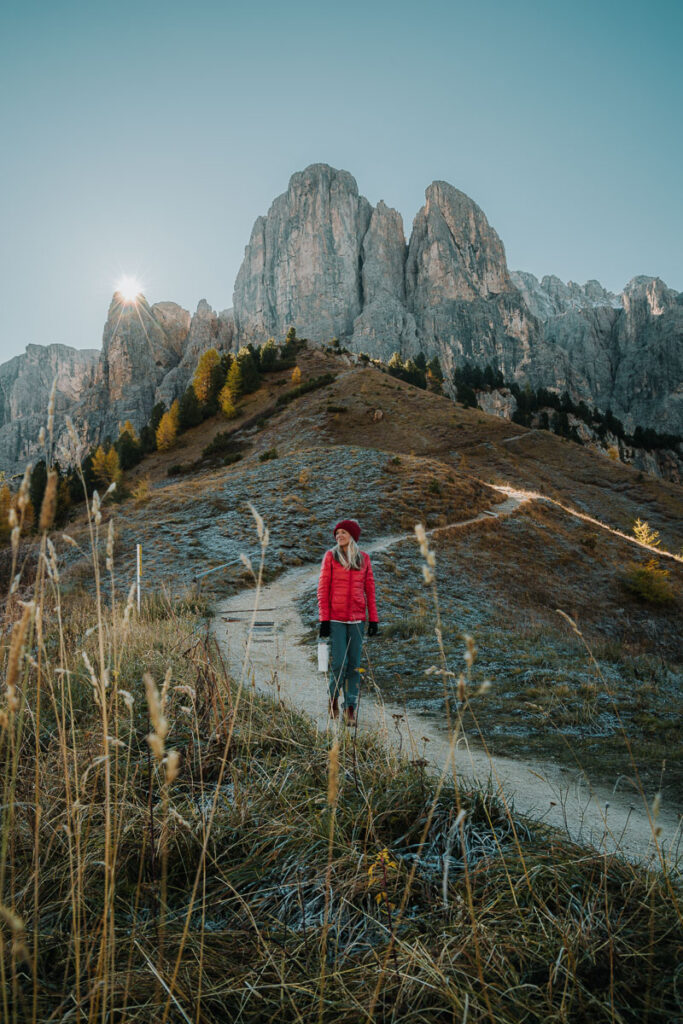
[179,387,203,430]
[236,347,260,393]
[193,349,221,404]
[218,382,237,419]
[119,420,138,441]
[156,400,180,451]
[260,338,278,372]
[226,359,243,401]
[116,421,142,470]
[92,445,122,486]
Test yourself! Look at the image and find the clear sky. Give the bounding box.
[1,0,681,362]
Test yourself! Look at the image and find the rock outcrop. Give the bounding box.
[234,164,372,344]
[0,344,99,471]
[405,182,539,379]
[0,293,236,474]
[350,201,418,359]
[511,272,683,436]
[233,165,540,377]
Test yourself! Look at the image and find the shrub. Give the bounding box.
[632,517,661,547]
[202,431,238,458]
[275,373,335,408]
[131,475,152,503]
[259,448,278,462]
[624,559,676,605]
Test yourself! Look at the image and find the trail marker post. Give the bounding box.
[136,544,142,614]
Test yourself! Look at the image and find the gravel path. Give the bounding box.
[214,487,681,866]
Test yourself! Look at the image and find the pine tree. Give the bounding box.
[91,445,121,486]
[156,400,180,451]
[116,421,142,470]
[119,420,138,442]
[218,382,237,419]
[226,359,243,401]
[260,338,278,372]
[633,518,661,548]
[179,387,203,430]
[193,349,221,404]
[236,347,260,393]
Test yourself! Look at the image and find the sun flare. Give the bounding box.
[116,275,143,304]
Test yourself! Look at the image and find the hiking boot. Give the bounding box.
[329,696,339,719]
[344,705,356,726]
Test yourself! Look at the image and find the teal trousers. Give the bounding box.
[329,622,364,708]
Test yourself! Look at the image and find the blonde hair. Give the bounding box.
[333,536,363,570]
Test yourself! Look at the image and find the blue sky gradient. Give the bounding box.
[1,0,681,360]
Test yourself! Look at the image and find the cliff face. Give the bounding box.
[233,165,540,377]
[0,344,100,470]
[511,272,683,435]
[234,164,372,344]
[0,294,234,474]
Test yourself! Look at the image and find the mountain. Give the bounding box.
[233,164,682,437]
[1,162,680,476]
[0,295,233,474]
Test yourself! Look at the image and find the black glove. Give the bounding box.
[319,620,331,638]
[368,621,379,637]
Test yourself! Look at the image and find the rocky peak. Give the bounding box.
[511,271,622,319]
[622,276,678,319]
[233,163,372,344]
[407,181,512,310]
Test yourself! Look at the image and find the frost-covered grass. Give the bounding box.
[1,483,680,1022]
[298,504,683,797]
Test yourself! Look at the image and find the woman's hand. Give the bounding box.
[319,621,331,638]
[367,622,378,637]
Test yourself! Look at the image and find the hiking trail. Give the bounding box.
[214,485,681,866]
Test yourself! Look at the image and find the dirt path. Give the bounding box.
[214,488,680,866]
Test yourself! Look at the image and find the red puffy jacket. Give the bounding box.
[317,550,378,622]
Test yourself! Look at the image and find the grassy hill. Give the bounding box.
[2,345,681,1021]
[60,347,683,794]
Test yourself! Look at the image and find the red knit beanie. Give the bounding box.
[333,519,361,542]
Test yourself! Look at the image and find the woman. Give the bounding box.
[317,519,379,724]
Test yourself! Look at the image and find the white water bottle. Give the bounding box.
[317,642,329,673]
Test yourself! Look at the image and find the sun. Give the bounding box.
[116,275,143,304]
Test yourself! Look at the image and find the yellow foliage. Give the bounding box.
[218,382,237,419]
[225,360,243,401]
[91,445,121,486]
[119,419,138,441]
[131,476,152,504]
[291,366,302,386]
[193,348,221,404]
[625,559,674,605]
[632,517,660,548]
[156,400,180,451]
